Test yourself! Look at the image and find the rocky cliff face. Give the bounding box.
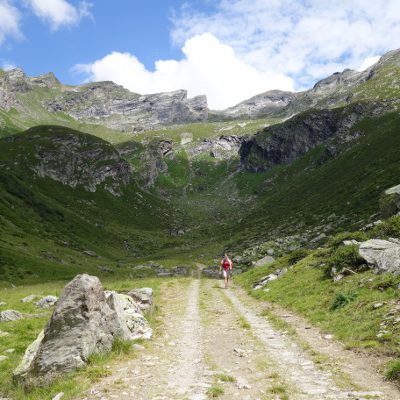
[240,101,398,172]
[216,90,297,118]
[1,126,131,196]
[0,68,208,131]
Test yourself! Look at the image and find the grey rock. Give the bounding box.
[21,295,39,303]
[343,240,360,246]
[14,274,118,386]
[0,355,8,362]
[36,295,58,309]
[44,82,208,131]
[0,310,23,322]
[254,255,275,267]
[105,291,152,340]
[267,249,275,256]
[0,330,9,337]
[157,272,173,277]
[380,183,400,218]
[52,393,64,400]
[201,267,221,279]
[97,265,114,273]
[359,239,400,275]
[311,233,327,243]
[216,90,297,118]
[83,250,98,257]
[5,348,15,353]
[0,302,6,306]
[127,288,154,312]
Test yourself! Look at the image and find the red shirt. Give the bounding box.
[222,259,232,270]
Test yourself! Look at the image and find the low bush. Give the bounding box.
[328,245,365,274]
[385,359,400,381]
[370,215,400,239]
[327,231,368,248]
[330,290,358,310]
[287,248,309,265]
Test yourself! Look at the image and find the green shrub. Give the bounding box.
[327,231,368,248]
[385,359,400,381]
[370,215,400,239]
[328,245,365,274]
[330,290,358,310]
[287,248,309,265]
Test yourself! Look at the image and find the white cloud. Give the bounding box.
[0,0,21,43]
[358,56,381,71]
[26,0,92,30]
[2,61,16,70]
[74,33,294,110]
[171,0,400,90]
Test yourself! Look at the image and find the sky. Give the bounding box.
[1,1,400,110]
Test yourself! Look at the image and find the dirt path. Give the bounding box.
[77,278,400,400]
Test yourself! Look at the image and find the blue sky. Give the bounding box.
[1,1,400,109]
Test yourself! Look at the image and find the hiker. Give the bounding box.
[220,253,233,289]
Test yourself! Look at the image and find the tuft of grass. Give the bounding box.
[238,316,251,330]
[328,245,365,274]
[207,385,224,398]
[385,360,400,381]
[330,290,358,310]
[214,373,236,383]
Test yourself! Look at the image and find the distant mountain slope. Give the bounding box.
[216,48,400,119]
[0,68,208,134]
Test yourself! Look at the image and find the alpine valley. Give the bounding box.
[1,48,400,399]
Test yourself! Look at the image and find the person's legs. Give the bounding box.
[223,269,228,288]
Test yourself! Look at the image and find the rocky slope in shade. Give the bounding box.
[239,100,399,172]
[0,125,131,196]
[0,67,208,132]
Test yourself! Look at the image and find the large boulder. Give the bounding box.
[380,184,400,218]
[359,239,400,275]
[127,288,154,312]
[14,274,118,386]
[106,292,152,340]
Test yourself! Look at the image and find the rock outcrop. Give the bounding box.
[216,90,297,118]
[44,83,208,131]
[35,295,58,308]
[380,184,400,218]
[359,239,400,275]
[239,102,396,172]
[13,274,153,387]
[3,126,131,196]
[106,291,152,340]
[0,310,23,322]
[127,288,154,312]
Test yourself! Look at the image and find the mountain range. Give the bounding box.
[0,47,400,282]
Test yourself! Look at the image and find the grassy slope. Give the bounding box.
[0,126,191,284]
[235,217,400,363]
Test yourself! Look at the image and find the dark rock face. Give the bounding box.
[239,102,397,172]
[5,126,131,196]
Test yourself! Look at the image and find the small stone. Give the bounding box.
[4,348,15,353]
[0,302,6,306]
[52,392,65,400]
[132,344,145,351]
[324,334,334,340]
[0,310,23,322]
[0,355,8,362]
[0,331,9,337]
[373,303,384,309]
[36,295,58,308]
[21,295,38,303]
[234,348,246,357]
